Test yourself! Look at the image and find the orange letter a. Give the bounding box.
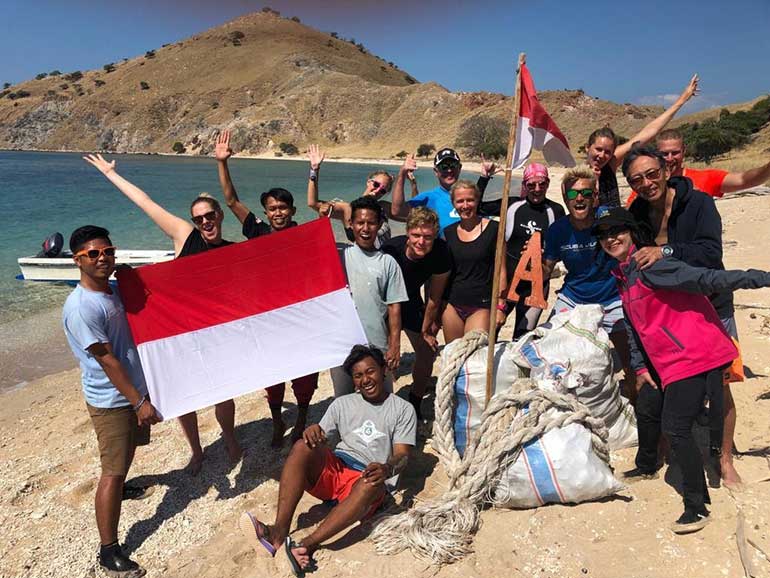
[506,231,547,308]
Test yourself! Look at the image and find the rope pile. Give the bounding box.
[371,329,612,565]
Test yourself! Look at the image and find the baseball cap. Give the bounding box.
[434,148,461,167]
[591,206,638,236]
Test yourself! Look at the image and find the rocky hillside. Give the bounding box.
[0,10,736,160]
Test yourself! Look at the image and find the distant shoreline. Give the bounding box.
[0,147,525,176]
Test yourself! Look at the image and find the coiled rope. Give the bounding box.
[371,329,612,564]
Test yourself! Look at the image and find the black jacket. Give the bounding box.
[629,175,733,317]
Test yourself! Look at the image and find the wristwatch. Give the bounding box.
[661,245,674,258]
[309,168,318,182]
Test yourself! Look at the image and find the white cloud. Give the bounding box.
[634,92,732,114]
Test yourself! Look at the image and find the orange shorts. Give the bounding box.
[309,449,384,516]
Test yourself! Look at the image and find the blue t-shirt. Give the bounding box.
[544,217,619,306]
[407,186,459,233]
[62,284,148,408]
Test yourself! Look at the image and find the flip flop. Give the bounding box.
[284,536,305,578]
[238,512,276,557]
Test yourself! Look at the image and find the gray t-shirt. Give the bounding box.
[62,284,148,408]
[342,244,408,351]
[319,392,417,484]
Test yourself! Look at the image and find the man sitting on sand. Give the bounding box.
[382,207,451,419]
[239,344,416,576]
[62,226,161,577]
[214,130,318,447]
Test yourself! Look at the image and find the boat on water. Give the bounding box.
[17,249,175,282]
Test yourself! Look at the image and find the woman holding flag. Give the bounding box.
[84,153,242,474]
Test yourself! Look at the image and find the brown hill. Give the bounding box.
[0,11,747,161]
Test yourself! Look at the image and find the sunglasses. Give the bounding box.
[596,226,629,240]
[191,210,218,226]
[627,167,662,188]
[75,246,117,260]
[368,179,386,191]
[525,180,549,191]
[565,188,595,200]
[437,162,460,173]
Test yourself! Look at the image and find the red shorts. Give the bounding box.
[309,449,384,516]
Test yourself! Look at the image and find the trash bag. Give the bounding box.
[510,305,638,450]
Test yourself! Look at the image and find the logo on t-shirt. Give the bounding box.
[521,220,541,236]
[353,420,386,445]
[449,208,460,219]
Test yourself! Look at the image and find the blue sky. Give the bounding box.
[2,0,768,112]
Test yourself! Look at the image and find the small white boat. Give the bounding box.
[17,250,175,282]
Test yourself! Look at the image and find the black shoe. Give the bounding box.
[672,509,710,534]
[621,467,659,482]
[98,544,146,578]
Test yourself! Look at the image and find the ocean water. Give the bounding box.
[0,150,511,389]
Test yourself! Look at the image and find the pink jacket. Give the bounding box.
[612,249,751,388]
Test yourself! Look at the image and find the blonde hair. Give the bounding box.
[561,167,596,194]
[406,206,439,232]
[450,179,480,200]
[367,170,393,191]
[190,192,222,214]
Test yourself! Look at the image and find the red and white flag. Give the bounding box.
[511,63,576,169]
[117,219,366,420]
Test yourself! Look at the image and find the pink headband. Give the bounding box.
[520,163,549,196]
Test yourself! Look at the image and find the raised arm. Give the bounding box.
[215,130,251,224]
[391,154,417,219]
[306,144,348,222]
[612,74,699,167]
[83,154,193,253]
[407,169,419,198]
[721,159,770,194]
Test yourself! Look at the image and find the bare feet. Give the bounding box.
[288,540,315,571]
[224,435,243,463]
[186,452,204,476]
[721,457,744,490]
[271,419,287,448]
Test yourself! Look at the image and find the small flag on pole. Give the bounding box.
[117,219,367,420]
[511,63,576,169]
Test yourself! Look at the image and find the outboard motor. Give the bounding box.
[36,232,64,258]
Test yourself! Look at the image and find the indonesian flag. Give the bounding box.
[511,63,576,169]
[117,219,366,420]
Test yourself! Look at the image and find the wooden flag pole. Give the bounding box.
[484,52,526,407]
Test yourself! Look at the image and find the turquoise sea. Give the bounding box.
[0,150,509,389]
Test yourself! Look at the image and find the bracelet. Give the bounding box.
[496,303,507,312]
[133,395,147,412]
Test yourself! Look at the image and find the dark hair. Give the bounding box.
[587,126,618,148]
[620,144,666,178]
[350,195,383,223]
[342,344,386,376]
[260,187,294,208]
[630,223,657,248]
[69,225,112,253]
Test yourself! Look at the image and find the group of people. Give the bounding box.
[62,72,770,575]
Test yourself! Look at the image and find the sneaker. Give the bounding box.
[621,467,659,482]
[671,509,710,534]
[98,544,147,578]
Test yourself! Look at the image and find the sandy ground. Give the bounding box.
[2,188,770,578]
